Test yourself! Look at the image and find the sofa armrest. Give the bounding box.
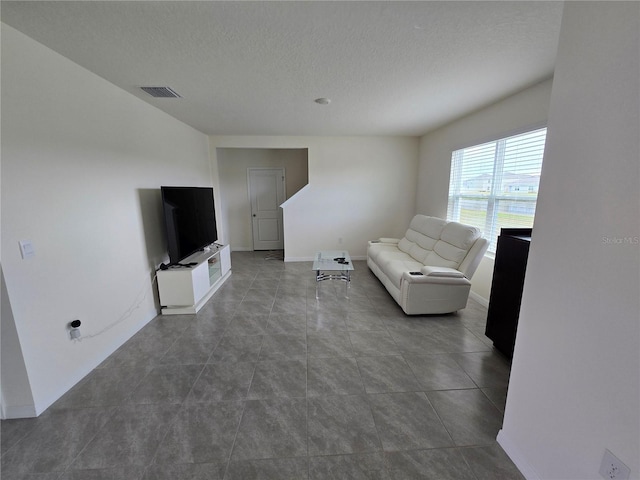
[401,270,470,285]
[421,266,465,278]
[371,237,401,245]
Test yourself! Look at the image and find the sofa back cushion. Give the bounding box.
[398,215,481,269]
[398,216,446,263]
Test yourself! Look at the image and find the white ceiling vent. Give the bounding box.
[139,86,182,98]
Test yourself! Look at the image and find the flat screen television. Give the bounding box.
[161,186,218,265]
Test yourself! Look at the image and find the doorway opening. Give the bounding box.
[216,148,309,256]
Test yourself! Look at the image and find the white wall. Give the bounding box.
[210,136,420,261]
[1,266,35,417]
[217,148,308,251]
[1,25,211,416]
[498,3,639,479]
[417,79,553,302]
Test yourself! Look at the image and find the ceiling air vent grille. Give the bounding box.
[140,86,182,98]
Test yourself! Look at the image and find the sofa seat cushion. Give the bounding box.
[376,249,418,267]
[367,243,402,264]
[377,255,423,289]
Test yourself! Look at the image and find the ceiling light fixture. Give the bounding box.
[314,97,331,105]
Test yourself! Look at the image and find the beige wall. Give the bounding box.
[210,136,420,261]
[217,148,308,251]
[1,25,211,416]
[417,79,553,303]
[499,3,639,479]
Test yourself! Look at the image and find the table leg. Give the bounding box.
[345,270,350,299]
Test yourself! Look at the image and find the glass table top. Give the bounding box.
[312,250,354,271]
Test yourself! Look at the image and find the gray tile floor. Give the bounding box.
[1,252,525,479]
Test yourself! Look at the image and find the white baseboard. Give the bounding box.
[469,290,489,307]
[284,256,313,262]
[497,429,540,480]
[2,403,37,419]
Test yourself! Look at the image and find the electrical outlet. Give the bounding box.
[599,449,630,480]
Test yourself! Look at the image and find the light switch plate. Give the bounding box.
[19,240,35,259]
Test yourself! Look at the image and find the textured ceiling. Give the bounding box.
[1,1,564,136]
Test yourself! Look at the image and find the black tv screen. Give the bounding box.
[161,186,218,265]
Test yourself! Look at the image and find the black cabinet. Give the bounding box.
[485,228,532,359]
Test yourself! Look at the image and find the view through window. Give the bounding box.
[446,127,547,253]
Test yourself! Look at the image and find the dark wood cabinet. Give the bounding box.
[485,228,532,359]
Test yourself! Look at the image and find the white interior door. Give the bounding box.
[248,168,285,250]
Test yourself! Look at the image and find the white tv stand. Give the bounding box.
[157,244,231,315]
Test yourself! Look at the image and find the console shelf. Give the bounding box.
[157,244,231,315]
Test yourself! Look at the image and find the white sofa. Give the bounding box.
[367,215,488,315]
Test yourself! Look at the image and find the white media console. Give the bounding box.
[157,244,231,315]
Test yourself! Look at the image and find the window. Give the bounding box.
[447,127,547,254]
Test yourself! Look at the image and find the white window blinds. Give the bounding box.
[447,127,547,253]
